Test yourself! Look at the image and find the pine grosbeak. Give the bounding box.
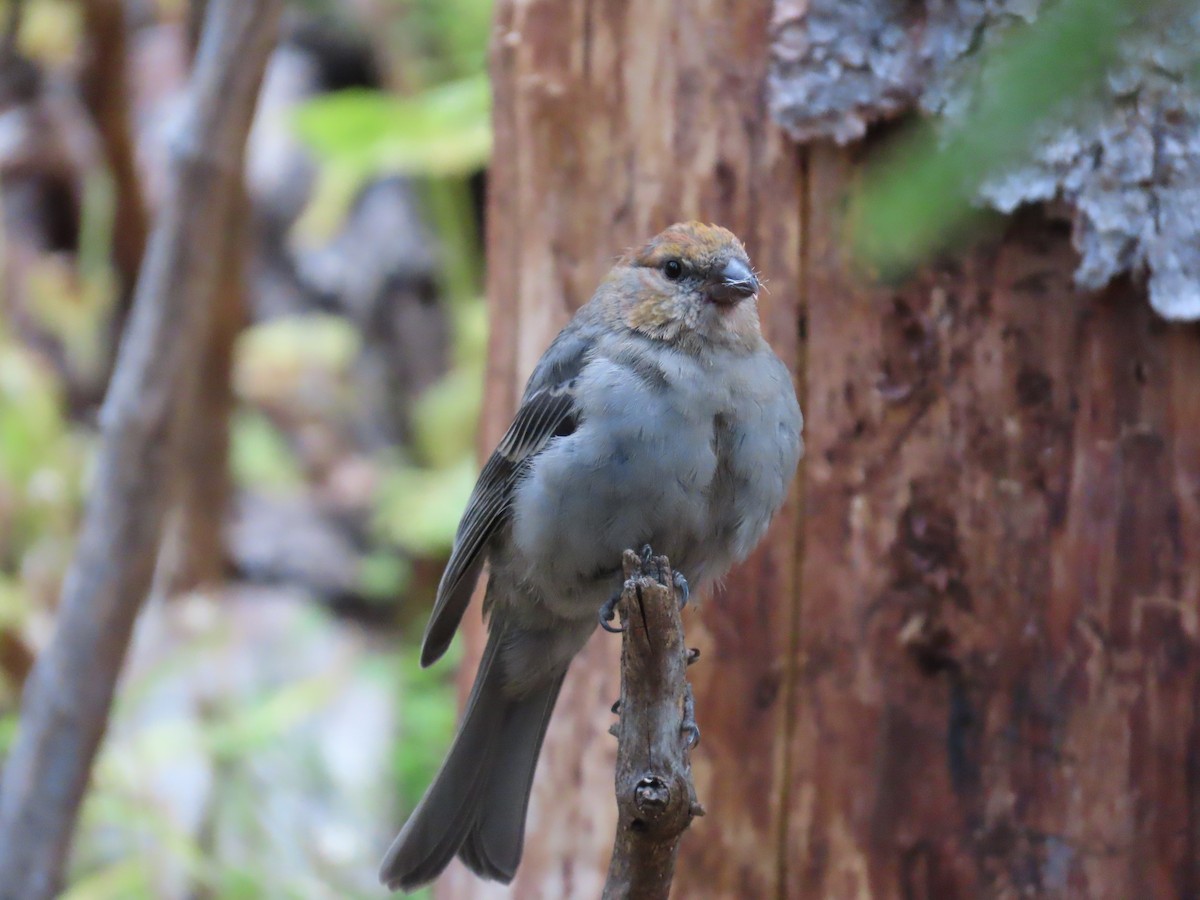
[380,222,803,891]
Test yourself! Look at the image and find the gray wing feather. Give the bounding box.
[418,328,591,667]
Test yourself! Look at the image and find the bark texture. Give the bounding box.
[0,2,281,895]
[458,0,1200,897]
[790,147,1200,899]
[770,0,1200,320]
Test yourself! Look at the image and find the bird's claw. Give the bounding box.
[609,696,622,737]
[682,684,700,748]
[599,590,623,633]
[603,549,686,629]
[639,544,689,609]
[673,570,690,609]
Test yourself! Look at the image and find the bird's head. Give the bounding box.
[600,222,763,351]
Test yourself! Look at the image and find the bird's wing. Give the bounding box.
[419,329,590,667]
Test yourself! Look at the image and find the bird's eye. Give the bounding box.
[663,259,684,280]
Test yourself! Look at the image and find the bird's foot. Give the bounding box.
[681,684,700,748]
[673,570,690,609]
[605,548,686,628]
[639,544,688,609]
[608,697,621,737]
[599,589,623,633]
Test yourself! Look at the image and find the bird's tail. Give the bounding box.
[379,622,566,892]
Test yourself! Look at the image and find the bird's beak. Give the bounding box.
[705,258,759,305]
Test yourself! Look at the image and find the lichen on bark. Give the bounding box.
[769,0,1200,319]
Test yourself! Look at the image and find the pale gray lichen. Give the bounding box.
[769,0,1200,320]
[768,0,1034,143]
[767,0,925,144]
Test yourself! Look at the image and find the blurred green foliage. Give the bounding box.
[391,644,459,813]
[0,327,89,695]
[0,0,496,893]
[24,174,118,386]
[373,299,486,561]
[229,410,305,494]
[375,456,478,557]
[0,330,90,857]
[65,599,406,899]
[409,298,487,463]
[404,0,493,84]
[21,0,82,62]
[293,0,493,566]
[287,0,495,876]
[0,0,116,713]
[854,0,1136,273]
[294,78,491,181]
[233,312,362,420]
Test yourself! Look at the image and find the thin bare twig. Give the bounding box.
[0,2,282,896]
[157,183,247,595]
[156,0,248,596]
[602,549,704,900]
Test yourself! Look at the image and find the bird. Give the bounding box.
[379,221,803,892]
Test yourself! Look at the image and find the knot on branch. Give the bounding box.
[627,774,682,840]
[635,775,670,811]
[602,547,701,900]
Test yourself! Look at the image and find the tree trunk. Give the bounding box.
[790,146,1200,898]
[465,1,1200,897]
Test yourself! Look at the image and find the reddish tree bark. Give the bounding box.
[790,146,1200,898]
[451,2,1200,898]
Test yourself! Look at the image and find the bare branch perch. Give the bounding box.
[602,549,703,900]
[0,2,281,896]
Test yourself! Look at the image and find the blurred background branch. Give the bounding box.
[76,0,147,396]
[0,1,281,895]
[0,0,491,895]
[153,0,245,598]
